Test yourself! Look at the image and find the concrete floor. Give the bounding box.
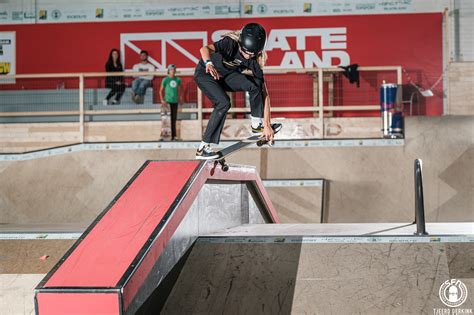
[158,223,473,314]
[161,242,474,314]
[0,274,44,315]
[157,224,473,314]
[0,239,74,315]
[2,223,473,314]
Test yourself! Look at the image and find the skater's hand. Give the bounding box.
[206,63,220,80]
[263,125,274,143]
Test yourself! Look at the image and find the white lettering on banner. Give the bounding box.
[121,27,350,71]
[280,51,349,68]
[265,28,347,51]
[266,31,291,50]
[280,52,304,68]
[265,28,350,67]
[304,51,351,68]
[214,27,350,68]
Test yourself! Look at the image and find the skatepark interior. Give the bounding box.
[1,1,474,315]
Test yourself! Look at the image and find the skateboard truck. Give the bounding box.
[209,128,281,173]
[257,139,274,147]
[213,157,229,172]
[213,140,275,172]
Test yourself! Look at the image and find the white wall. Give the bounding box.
[451,0,474,61]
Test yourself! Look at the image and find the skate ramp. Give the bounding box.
[35,161,279,314]
[158,223,474,314]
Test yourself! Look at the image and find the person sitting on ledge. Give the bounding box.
[103,49,125,106]
[131,50,155,104]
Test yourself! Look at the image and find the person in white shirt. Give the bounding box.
[131,50,155,104]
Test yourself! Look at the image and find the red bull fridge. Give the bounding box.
[380,83,404,138]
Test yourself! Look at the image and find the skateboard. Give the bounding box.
[160,104,172,141]
[213,134,275,172]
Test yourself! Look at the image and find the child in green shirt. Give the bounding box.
[160,64,183,140]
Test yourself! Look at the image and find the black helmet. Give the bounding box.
[239,23,266,55]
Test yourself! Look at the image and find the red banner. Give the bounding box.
[0,13,443,115]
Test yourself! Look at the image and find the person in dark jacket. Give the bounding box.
[194,23,281,159]
[104,49,125,105]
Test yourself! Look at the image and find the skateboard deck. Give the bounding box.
[160,105,172,141]
[213,135,274,172]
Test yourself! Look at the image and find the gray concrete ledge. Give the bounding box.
[206,222,474,237]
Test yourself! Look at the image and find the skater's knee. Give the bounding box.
[214,94,231,111]
[214,101,231,116]
[219,102,231,112]
[140,82,149,90]
[247,79,263,94]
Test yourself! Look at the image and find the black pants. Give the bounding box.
[105,83,126,102]
[194,67,264,144]
[169,102,178,139]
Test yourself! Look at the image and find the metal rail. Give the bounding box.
[414,159,428,235]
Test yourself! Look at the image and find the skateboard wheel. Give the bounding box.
[257,140,267,147]
[222,164,229,172]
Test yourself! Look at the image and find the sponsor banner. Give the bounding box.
[0,2,36,25]
[0,31,15,83]
[243,0,423,17]
[0,1,448,24]
[35,4,241,24]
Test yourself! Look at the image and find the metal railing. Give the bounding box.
[414,159,428,235]
[0,66,402,142]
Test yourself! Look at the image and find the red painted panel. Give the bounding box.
[36,292,119,315]
[0,14,443,116]
[122,169,208,309]
[122,163,279,309]
[45,161,200,287]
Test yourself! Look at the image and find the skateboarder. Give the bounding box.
[160,64,183,140]
[194,23,282,159]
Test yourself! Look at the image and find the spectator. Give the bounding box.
[131,50,155,104]
[160,64,183,141]
[104,49,125,105]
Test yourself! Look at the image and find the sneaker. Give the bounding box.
[195,144,220,160]
[133,95,143,104]
[111,99,119,105]
[251,123,282,134]
[102,99,109,106]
